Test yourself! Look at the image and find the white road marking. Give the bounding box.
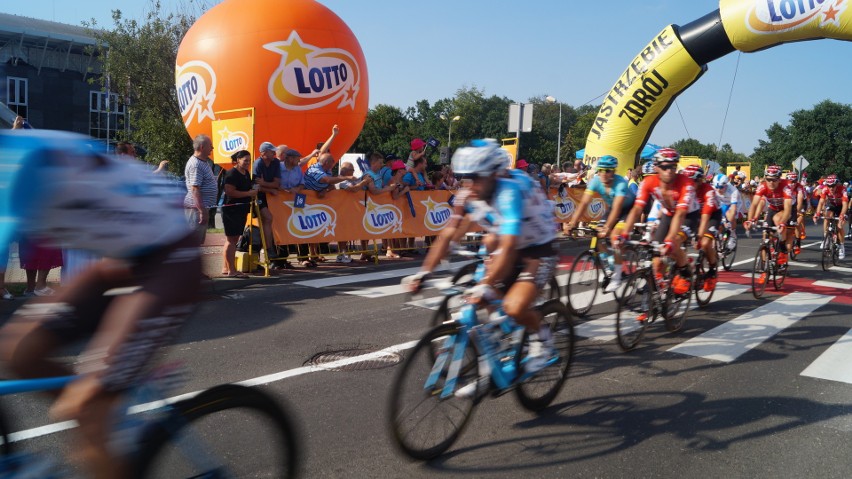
[668,292,833,362]
[294,261,471,288]
[829,266,852,273]
[801,328,852,384]
[813,280,852,290]
[788,261,817,268]
[574,282,750,342]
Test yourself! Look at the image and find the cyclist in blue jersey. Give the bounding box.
[0,130,200,479]
[403,139,558,373]
[564,155,634,292]
[711,173,741,251]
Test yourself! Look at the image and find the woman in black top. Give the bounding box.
[221,150,258,277]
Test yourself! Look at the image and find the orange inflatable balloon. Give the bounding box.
[175,0,368,162]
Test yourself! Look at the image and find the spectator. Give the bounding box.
[403,158,430,191]
[184,134,218,245]
[277,146,306,268]
[19,237,62,296]
[12,115,25,130]
[539,163,553,191]
[406,138,427,189]
[442,165,459,190]
[381,153,399,186]
[385,160,410,258]
[628,167,641,196]
[335,161,374,263]
[359,154,396,261]
[254,141,281,262]
[515,158,530,173]
[303,152,356,264]
[221,150,258,278]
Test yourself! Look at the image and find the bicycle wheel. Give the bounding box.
[565,251,600,316]
[515,300,574,412]
[694,250,715,307]
[135,384,298,479]
[430,292,465,329]
[389,323,479,460]
[663,265,693,332]
[821,236,834,271]
[615,270,652,351]
[450,261,478,287]
[752,245,769,299]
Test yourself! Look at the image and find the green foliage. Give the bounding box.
[669,138,750,168]
[85,0,202,173]
[751,100,852,179]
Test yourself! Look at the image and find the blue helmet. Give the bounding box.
[712,173,729,189]
[641,160,656,175]
[596,155,618,170]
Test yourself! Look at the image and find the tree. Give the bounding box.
[752,100,852,179]
[86,1,202,173]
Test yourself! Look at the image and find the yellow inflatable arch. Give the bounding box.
[584,0,851,175]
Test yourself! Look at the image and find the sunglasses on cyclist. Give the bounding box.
[766,177,780,182]
[597,168,615,173]
[656,164,677,171]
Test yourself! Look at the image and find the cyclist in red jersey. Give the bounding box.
[620,148,696,295]
[785,171,807,251]
[685,165,720,292]
[745,165,793,266]
[813,173,849,259]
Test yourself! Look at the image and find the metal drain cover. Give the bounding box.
[306,348,403,371]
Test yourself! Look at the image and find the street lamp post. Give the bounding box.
[440,114,461,151]
[545,96,562,168]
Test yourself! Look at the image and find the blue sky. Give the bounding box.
[5,0,851,154]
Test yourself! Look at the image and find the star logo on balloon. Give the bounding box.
[264,31,361,111]
[174,60,217,127]
[820,0,846,27]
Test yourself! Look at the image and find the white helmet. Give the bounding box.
[451,139,510,177]
[712,173,729,189]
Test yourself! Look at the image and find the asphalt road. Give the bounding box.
[3,222,852,478]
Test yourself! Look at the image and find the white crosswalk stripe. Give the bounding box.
[801,328,852,384]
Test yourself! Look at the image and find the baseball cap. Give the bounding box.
[390,160,407,171]
[410,138,426,151]
[516,159,529,169]
[259,141,276,153]
[384,153,401,162]
[283,148,302,157]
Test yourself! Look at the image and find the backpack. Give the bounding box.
[235,226,262,252]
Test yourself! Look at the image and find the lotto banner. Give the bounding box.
[582,25,705,176]
[719,0,851,53]
[211,116,254,166]
[265,188,605,244]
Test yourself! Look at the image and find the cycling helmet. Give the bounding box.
[682,164,704,180]
[764,165,782,178]
[712,173,729,189]
[596,155,618,170]
[786,171,798,181]
[641,160,656,175]
[824,174,838,186]
[451,139,510,177]
[653,147,680,165]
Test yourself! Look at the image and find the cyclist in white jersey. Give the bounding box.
[0,130,200,479]
[404,139,558,373]
[711,173,740,250]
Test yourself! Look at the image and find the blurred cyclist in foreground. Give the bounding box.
[0,130,200,479]
[403,139,558,373]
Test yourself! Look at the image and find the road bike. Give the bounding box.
[750,221,788,299]
[820,216,841,271]
[714,219,738,270]
[615,240,694,351]
[0,366,298,478]
[389,288,574,460]
[431,248,560,329]
[564,224,642,316]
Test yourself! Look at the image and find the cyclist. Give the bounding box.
[403,139,558,374]
[711,173,741,251]
[620,148,696,295]
[564,155,635,293]
[813,173,849,259]
[785,171,807,252]
[639,160,660,222]
[0,130,201,479]
[744,165,793,269]
[684,165,719,292]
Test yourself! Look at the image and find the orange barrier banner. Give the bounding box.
[264,187,611,244]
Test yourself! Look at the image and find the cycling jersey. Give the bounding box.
[464,169,555,249]
[693,183,718,215]
[816,184,848,208]
[634,174,698,217]
[0,131,190,258]
[715,183,740,208]
[754,179,792,212]
[585,175,635,210]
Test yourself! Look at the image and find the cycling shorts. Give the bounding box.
[499,242,558,293]
[654,211,700,243]
[704,210,723,238]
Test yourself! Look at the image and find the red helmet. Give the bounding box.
[786,171,798,181]
[824,174,838,186]
[653,148,680,165]
[764,165,782,178]
[681,164,705,180]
